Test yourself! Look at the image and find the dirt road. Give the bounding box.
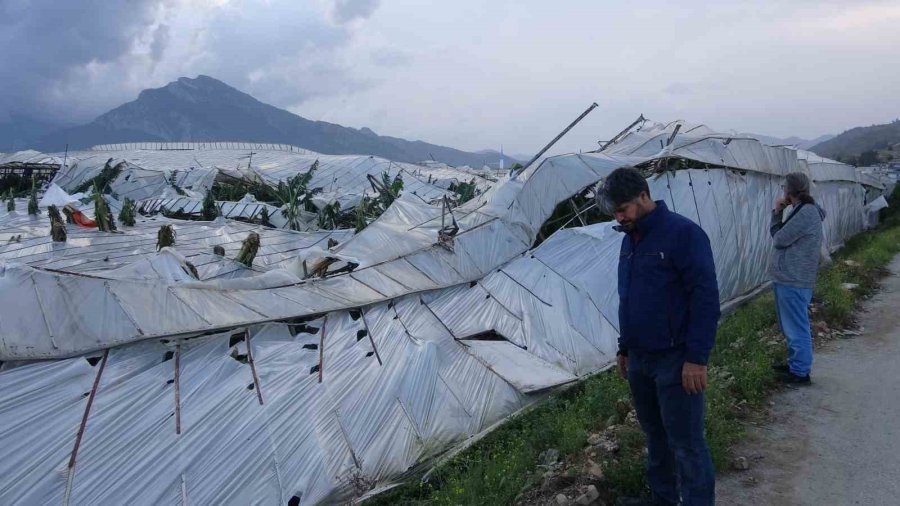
[716,255,900,506]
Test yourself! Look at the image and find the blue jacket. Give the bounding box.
[617,201,720,365]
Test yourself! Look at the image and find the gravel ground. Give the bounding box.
[716,255,900,506]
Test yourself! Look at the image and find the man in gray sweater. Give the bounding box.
[770,172,826,385]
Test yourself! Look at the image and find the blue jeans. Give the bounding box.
[628,348,715,506]
[773,283,814,376]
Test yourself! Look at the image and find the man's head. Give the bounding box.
[597,167,656,232]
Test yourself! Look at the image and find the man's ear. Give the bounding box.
[639,191,651,204]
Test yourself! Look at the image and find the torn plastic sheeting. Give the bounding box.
[460,340,577,393]
[475,257,614,375]
[38,183,86,208]
[367,260,438,293]
[347,268,411,300]
[0,358,98,505]
[67,340,186,505]
[529,224,619,310]
[865,195,889,228]
[426,283,526,348]
[100,248,201,282]
[449,218,532,277]
[332,195,443,269]
[0,216,349,275]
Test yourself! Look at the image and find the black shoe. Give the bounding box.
[771,364,790,374]
[778,371,811,385]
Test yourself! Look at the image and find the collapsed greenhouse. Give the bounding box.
[0,120,892,505]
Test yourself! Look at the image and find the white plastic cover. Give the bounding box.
[0,120,881,505]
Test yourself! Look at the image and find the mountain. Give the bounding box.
[740,132,834,150]
[809,120,900,164]
[28,75,515,167]
[0,113,67,152]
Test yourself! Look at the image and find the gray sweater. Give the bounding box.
[769,203,826,288]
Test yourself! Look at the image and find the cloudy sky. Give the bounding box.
[2,0,899,155]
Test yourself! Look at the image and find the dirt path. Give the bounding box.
[716,255,900,506]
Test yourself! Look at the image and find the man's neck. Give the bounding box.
[639,199,657,218]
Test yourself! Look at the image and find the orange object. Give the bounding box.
[71,209,96,228]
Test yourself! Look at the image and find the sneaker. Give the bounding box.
[771,364,790,374]
[777,371,811,385]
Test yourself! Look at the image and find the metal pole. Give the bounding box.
[666,123,682,146]
[512,102,599,180]
[598,114,646,151]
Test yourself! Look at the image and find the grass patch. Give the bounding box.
[371,188,900,505]
[370,373,631,505]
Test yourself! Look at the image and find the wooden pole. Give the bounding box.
[245,330,264,405]
[174,343,182,434]
[64,349,109,505]
[318,315,328,383]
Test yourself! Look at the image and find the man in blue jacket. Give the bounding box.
[598,167,720,506]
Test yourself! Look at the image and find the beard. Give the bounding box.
[617,220,636,232]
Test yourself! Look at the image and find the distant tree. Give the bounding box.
[859,150,879,166]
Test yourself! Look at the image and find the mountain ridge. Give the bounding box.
[808,120,900,164]
[17,75,511,167]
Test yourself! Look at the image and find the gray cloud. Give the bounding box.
[371,48,413,68]
[0,0,394,126]
[332,0,381,24]
[149,23,170,62]
[663,83,693,96]
[0,0,164,121]
[2,0,897,156]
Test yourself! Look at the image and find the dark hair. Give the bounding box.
[785,172,816,205]
[596,167,649,211]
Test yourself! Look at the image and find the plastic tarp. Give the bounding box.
[0,119,880,504]
[49,144,485,214]
[0,216,352,277]
[0,122,869,360]
[38,184,86,208]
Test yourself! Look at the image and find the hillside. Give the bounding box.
[809,120,900,165]
[27,76,511,167]
[741,132,834,150]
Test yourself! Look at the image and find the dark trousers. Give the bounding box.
[628,348,715,506]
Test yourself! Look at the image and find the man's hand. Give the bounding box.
[682,362,708,394]
[617,354,628,379]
